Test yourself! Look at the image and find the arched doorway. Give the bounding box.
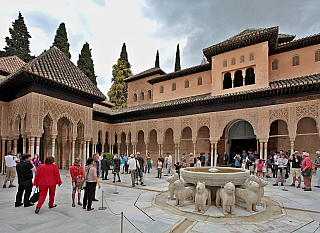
[180,127,193,157]
[196,126,210,157]
[149,129,158,161]
[136,130,145,154]
[120,132,126,154]
[268,120,290,155]
[56,117,72,169]
[164,128,174,156]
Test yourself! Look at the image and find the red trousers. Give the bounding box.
[36,185,56,208]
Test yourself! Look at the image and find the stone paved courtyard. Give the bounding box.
[0,168,320,233]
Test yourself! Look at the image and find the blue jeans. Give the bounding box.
[317,168,320,186]
[102,170,108,179]
[145,163,151,173]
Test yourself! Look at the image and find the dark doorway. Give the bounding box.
[230,139,257,155]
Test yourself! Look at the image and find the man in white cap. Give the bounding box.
[127,154,139,187]
[301,152,313,191]
[314,151,320,188]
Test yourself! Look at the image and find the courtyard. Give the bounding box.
[0,168,319,233]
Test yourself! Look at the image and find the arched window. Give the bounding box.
[234,70,243,87]
[160,86,164,93]
[272,59,278,71]
[231,58,236,65]
[185,80,189,88]
[140,92,144,100]
[147,90,152,99]
[223,60,227,67]
[133,93,137,102]
[198,77,202,86]
[293,55,300,66]
[223,73,232,89]
[240,55,245,63]
[315,50,320,62]
[172,82,176,91]
[249,53,254,61]
[245,67,255,85]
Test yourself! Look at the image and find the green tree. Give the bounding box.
[155,50,160,68]
[53,22,71,59]
[174,43,181,72]
[2,12,33,62]
[77,42,97,85]
[108,43,132,109]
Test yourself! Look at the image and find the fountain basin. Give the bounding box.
[181,167,249,186]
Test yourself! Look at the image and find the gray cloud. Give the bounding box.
[142,0,320,71]
[24,11,60,34]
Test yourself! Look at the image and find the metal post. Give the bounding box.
[120,211,124,233]
[98,190,107,210]
[113,181,119,194]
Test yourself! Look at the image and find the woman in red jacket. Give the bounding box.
[70,158,83,207]
[33,156,62,214]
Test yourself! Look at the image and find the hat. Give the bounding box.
[166,152,169,154]
[302,152,309,156]
[189,153,193,156]
[130,154,134,158]
[316,151,320,155]
[259,159,262,161]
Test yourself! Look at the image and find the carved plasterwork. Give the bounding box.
[296,104,319,121]
[269,108,289,124]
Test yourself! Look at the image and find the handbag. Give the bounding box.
[79,167,91,190]
[30,187,39,203]
[302,170,311,177]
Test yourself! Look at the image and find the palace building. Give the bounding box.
[1,26,320,169]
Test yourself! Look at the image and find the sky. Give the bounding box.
[1,0,320,98]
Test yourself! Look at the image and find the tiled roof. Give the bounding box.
[124,67,165,83]
[147,63,211,84]
[0,47,106,100]
[0,56,25,74]
[95,72,320,117]
[97,100,115,108]
[203,27,279,60]
[277,33,295,44]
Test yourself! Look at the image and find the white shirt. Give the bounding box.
[167,155,172,165]
[274,155,279,165]
[99,156,103,162]
[197,160,201,167]
[127,158,139,170]
[5,155,18,167]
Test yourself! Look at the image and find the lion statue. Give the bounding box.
[173,179,194,206]
[235,181,260,213]
[242,175,268,206]
[194,181,211,213]
[166,173,179,200]
[215,182,235,215]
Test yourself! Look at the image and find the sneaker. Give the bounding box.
[273,184,278,186]
[8,184,16,188]
[35,207,40,214]
[132,185,135,187]
[302,187,306,189]
[3,184,6,188]
[49,204,57,208]
[113,181,115,183]
[24,203,34,207]
[314,186,320,188]
[155,177,159,178]
[296,184,301,188]
[15,202,23,207]
[135,182,139,185]
[290,183,295,186]
[304,189,312,191]
[87,208,94,211]
[281,183,284,186]
[117,180,121,182]
[92,198,99,202]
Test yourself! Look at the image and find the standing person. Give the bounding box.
[112,154,121,183]
[256,159,263,178]
[314,151,320,188]
[165,153,173,176]
[3,150,20,188]
[273,153,288,186]
[289,151,302,188]
[241,150,247,161]
[31,154,41,175]
[136,153,145,186]
[34,156,62,214]
[262,159,267,180]
[234,154,241,168]
[15,154,36,207]
[189,153,195,167]
[120,154,126,174]
[273,152,280,178]
[207,153,211,167]
[267,155,273,178]
[156,158,163,179]
[223,152,229,165]
[124,153,129,174]
[174,162,182,178]
[181,154,187,168]
[241,160,246,170]
[247,152,255,175]
[101,155,110,180]
[82,158,101,211]
[301,152,313,191]
[93,154,100,178]
[196,157,201,167]
[200,153,206,167]
[127,154,138,187]
[145,152,152,173]
[70,158,83,207]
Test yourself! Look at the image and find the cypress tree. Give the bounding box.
[77,42,97,85]
[155,50,160,68]
[108,43,132,109]
[174,44,181,72]
[53,22,71,59]
[2,12,33,62]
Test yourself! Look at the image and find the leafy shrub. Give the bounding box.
[104,153,114,168]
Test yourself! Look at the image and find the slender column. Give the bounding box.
[23,138,27,154]
[36,137,40,155]
[290,140,295,157]
[101,143,105,153]
[71,140,76,165]
[160,144,163,157]
[146,144,148,158]
[213,142,217,167]
[1,139,6,160]
[13,139,18,155]
[260,141,263,159]
[126,143,129,156]
[86,141,90,159]
[51,137,56,157]
[158,143,161,157]
[83,142,86,162]
[110,144,113,154]
[264,141,268,161]
[29,137,35,156]
[210,142,214,167]
[61,142,66,168]
[177,144,180,163]
[174,144,178,164]
[118,143,120,155]
[7,140,12,152]
[193,143,196,158]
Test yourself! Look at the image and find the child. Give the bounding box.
[241,160,246,169]
[174,162,182,178]
[262,159,267,180]
[196,157,201,167]
[256,159,264,178]
[156,158,163,179]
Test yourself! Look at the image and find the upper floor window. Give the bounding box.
[133,93,137,102]
[140,92,144,101]
[147,90,152,99]
[223,73,232,89]
[272,59,278,71]
[249,53,254,61]
[234,70,243,87]
[185,80,189,88]
[223,60,227,67]
[245,67,255,85]
[240,55,245,63]
[172,82,176,91]
[231,58,236,65]
[198,77,202,86]
[160,85,164,93]
[293,55,300,66]
[315,50,320,62]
